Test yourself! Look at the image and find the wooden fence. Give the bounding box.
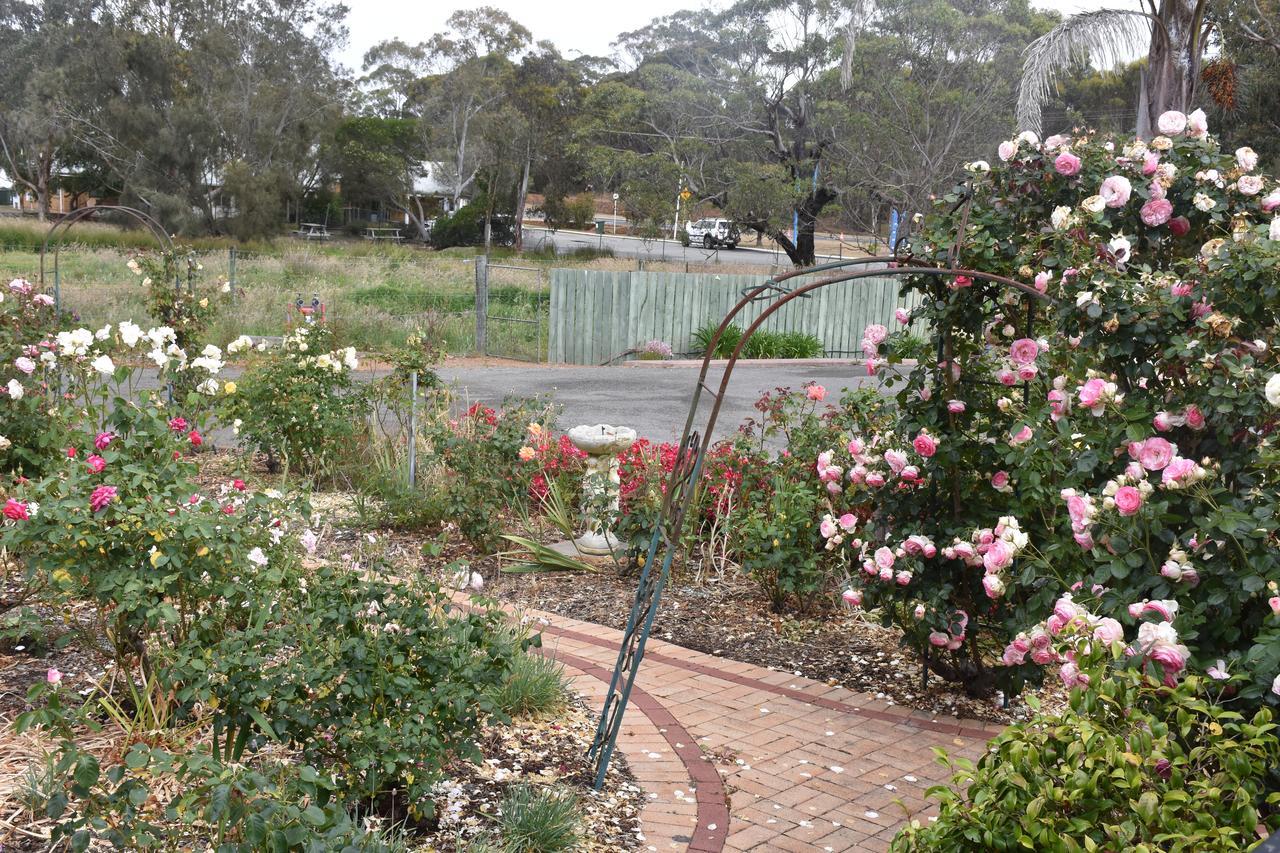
[548,268,926,365]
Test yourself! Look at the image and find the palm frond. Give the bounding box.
[1016,8,1155,135]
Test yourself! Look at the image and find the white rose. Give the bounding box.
[966,160,990,173]
[1156,110,1187,135]
[1186,108,1208,138]
[1016,130,1039,147]
[1050,205,1072,230]
[997,140,1017,161]
[1237,175,1263,196]
[119,321,144,348]
[0,435,10,450]
[198,378,220,395]
[148,348,168,368]
[90,354,115,376]
[1193,192,1216,212]
[1265,373,1280,407]
[6,379,23,400]
[1081,195,1106,214]
[1108,234,1132,264]
[95,324,112,341]
[1270,217,1280,242]
[1075,291,1096,308]
[1236,146,1258,172]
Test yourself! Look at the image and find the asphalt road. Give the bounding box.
[523,226,797,268]
[436,360,884,444]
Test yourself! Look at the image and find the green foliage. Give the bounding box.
[743,330,824,359]
[543,192,596,230]
[692,321,743,358]
[496,785,580,853]
[734,474,825,611]
[485,647,570,718]
[222,325,370,476]
[431,197,515,248]
[893,668,1280,852]
[0,283,68,477]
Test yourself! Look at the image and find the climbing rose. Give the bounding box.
[862,324,888,345]
[1268,596,1280,616]
[990,470,1011,492]
[1138,437,1175,471]
[94,432,115,450]
[89,485,117,513]
[894,308,910,325]
[1157,110,1187,135]
[1051,151,1080,176]
[1140,197,1173,226]
[1099,175,1132,208]
[86,455,106,474]
[1114,486,1143,516]
[842,588,862,607]
[947,399,965,414]
[3,498,29,521]
[1092,618,1124,646]
[912,433,937,458]
[1009,338,1039,365]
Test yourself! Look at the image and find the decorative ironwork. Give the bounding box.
[38,205,177,318]
[588,250,1056,788]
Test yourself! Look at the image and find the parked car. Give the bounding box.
[685,218,740,249]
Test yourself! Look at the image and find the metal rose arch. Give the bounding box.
[38,205,178,319]
[587,249,1057,789]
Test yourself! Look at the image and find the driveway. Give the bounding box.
[437,360,885,444]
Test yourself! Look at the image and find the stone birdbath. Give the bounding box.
[567,423,637,555]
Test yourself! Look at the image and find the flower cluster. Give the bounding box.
[941,516,1028,600]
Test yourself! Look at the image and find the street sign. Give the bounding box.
[612,192,619,201]
[679,189,691,201]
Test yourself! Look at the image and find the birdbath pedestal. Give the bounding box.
[567,423,637,555]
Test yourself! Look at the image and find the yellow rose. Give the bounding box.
[52,569,71,585]
[197,546,209,557]
[199,298,209,308]
[150,550,163,567]
[223,381,237,395]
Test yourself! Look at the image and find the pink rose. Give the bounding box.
[1142,151,1160,176]
[1009,338,1039,365]
[884,449,907,473]
[1099,175,1132,208]
[899,465,920,483]
[1033,271,1051,294]
[3,498,29,521]
[1139,437,1175,471]
[1114,485,1143,516]
[1140,197,1173,227]
[838,513,857,531]
[1054,595,1080,625]
[86,455,106,474]
[1268,596,1280,616]
[1053,151,1081,176]
[1169,281,1192,298]
[89,484,118,513]
[990,470,1010,491]
[912,433,937,458]
[1184,405,1205,430]
[1261,190,1280,213]
[914,604,926,619]
[865,472,886,488]
[863,324,888,345]
[806,384,827,402]
[1078,378,1107,410]
[94,432,115,451]
[874,546,896,569]
[996,368,1017,386]
[895,570,912,586]
[928,631,950,647]
[894,308,910,325]
[1048,389,1069,421]
[1162,456,1198,486]
[1092,617,1124,646]
[947,399,966,414]
[951,275,972,290]
[820,517,837,538]
[982,574,1005,599]
[847,438,864,456]
[1148,644,1187,685]
[982,540,1013,572]
[47,667,62,685]
[1153,411,1176,431]
[168,417,188,432]
[1010,425,1033,445]
[1157,110,1187,135]
[842,588,863,607]
[1016,364,1038,382]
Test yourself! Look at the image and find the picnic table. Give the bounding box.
[363,226,403,242]
[294,222,330,240]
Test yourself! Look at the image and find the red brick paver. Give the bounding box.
[472,598,999,852]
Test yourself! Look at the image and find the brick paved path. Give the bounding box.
[514,604,1002,853]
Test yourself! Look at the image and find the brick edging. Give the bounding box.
[540,646,728,852]
[544,622,995,741]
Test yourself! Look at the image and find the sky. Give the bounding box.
[338,0,1116,72]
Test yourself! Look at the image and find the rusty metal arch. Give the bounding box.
[38,205,177,318]
[588,254,1056,788]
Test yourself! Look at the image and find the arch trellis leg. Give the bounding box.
[587,257,1054,788]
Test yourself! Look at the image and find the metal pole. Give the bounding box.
[408,370,418,488]
[229,246,237,304]
[475,255,488,356]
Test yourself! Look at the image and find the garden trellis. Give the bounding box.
[587,211,1057,788]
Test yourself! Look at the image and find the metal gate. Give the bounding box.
[474,257,548,362]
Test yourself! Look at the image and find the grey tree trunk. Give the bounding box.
[1138,0,1204,137]
[513,149,531,253]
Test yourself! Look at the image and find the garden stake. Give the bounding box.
[408,370,418,488]
[588,250,1054,787]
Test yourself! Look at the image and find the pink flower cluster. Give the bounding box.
[1060,488,1097,550]
[860,323,887,374]
[942,516,1028,600]
[1077,377,1121,416]
[927,610,969,651]
[994,338,1042,386]
[816,432,933,498]
[851,534,937,590]
[1152,406,1206,432]
[1159,545,1200,586]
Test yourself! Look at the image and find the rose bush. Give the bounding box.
[827,113,1280,703]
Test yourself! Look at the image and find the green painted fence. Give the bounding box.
[548,268,926,364]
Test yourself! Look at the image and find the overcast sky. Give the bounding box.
[338,0,1116,72]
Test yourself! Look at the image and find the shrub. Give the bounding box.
[894,667,1280,852]
[497,785,580,853]
[544,192,596,230]
[0,278,68,477]
[734,474,826,611]
[827,114,1280,702]
[430,197,515,248]
[222,324,370,475]
[743,330,823,359]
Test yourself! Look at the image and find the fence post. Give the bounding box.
[228,246,237,304]
[475,255,488,355]
[408,369,418,488]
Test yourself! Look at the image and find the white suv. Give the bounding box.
[685,218,740,249]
